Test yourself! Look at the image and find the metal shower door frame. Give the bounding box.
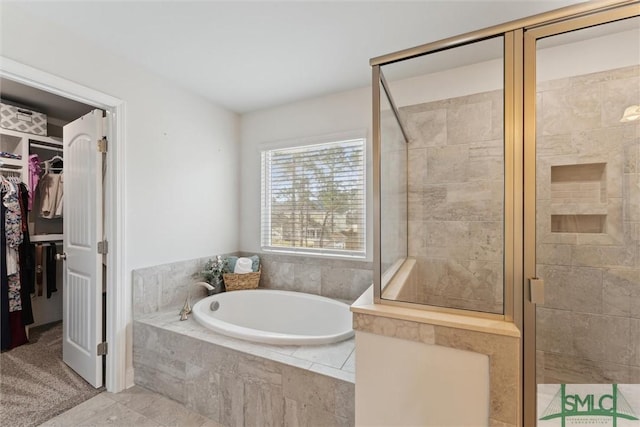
[522,3,640,424]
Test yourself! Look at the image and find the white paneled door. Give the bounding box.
[62,109,104,387]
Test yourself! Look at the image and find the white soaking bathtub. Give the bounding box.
[192,289,354,345]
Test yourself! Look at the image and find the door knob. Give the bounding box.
[55,253,67,261]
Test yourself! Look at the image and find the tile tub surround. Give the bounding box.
[133,308,355,426]
[242,252,373,302]
[352,287,521,427]
[133,252,373,319]
[133,255,222,319]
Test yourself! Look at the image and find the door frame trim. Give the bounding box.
[0,56,128,393]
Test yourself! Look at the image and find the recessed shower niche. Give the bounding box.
[549,162,607,233]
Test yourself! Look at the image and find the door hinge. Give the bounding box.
[97,137,108,153]
[97,342,108,356]
[97,240,108,254]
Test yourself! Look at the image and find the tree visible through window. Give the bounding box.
[261,138,365,257]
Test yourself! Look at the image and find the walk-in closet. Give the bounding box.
[0,79,106,425]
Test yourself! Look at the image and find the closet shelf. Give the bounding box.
[0,127,61,145]
[0,157,23,168]
[31,234,63,243]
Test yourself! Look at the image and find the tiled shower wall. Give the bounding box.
[535,65,640,384]
[380,108,408,275]
[133,253,372,318]
[401,89,505,314]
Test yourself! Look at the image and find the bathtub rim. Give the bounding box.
[192,289,355,345]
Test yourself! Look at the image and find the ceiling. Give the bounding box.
[7,0,586,114]
[1,77,96,122]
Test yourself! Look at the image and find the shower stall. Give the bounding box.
[372,1,639,424]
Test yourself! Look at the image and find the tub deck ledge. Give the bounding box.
[136,305,355,384]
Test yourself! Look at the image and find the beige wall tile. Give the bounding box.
[571,243,636,268]
[424,220,470,259]
[537,134,573,158]
[447,100,493,144]
[244,382,285,426]
[631,318,640,367]
[407,147,427,191]
[623,141,639,174]
[536,307,576,357]
[536,265,603,314]
[537,308,634,366]
[426,145,469,183]
[541,351,630,384]
[407,220,426,256]
[404,108,447,148]
[408,190,425,221]
[624,173,640,221]
[536,244,572,266]
[601,76,640,127]
[603,268,640,319]
[353,312,436,345]
[540,89,573,136]
[469,221,503,262]
[572,313,631,365]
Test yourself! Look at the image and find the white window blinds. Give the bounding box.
[261,138,366,257]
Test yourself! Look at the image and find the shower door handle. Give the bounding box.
[529,278,545,305]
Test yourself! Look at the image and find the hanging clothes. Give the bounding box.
[46,243,57,298]
[1,177,33,350]
[54,174,63,218]
[18,183,34,326]
[8,310,28,349]
[39,172,64,219]
[1,191,11,350]
[35,244,44,297]
[28,154,42,211]
[2,178,23,313]
[3,177,23,250]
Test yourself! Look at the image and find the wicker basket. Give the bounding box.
[222,267,261,291]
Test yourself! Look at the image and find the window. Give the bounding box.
[261,138,366,257]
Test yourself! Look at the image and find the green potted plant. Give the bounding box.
[200,255,228,294]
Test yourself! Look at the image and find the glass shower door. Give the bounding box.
[525,11,640,426]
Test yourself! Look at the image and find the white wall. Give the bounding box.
[388,58,503,108]
[355,331,490,426]
[1,3,240,385]
[240,87,373,258]
[537,27,640,82]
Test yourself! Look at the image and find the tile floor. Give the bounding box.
[40,386,222,427]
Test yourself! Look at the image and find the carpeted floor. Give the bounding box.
[0,322,102,427]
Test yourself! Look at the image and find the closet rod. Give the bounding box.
[31,143,63,152]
